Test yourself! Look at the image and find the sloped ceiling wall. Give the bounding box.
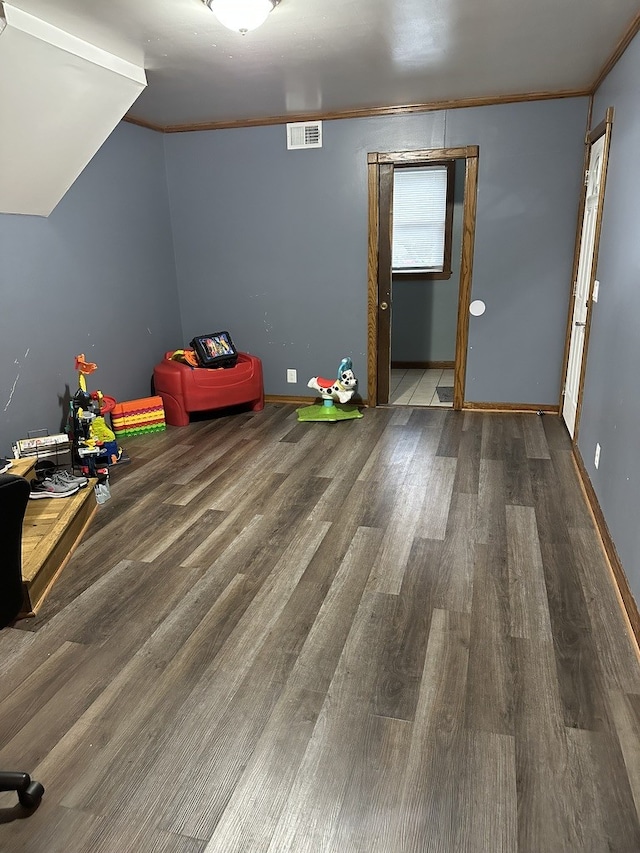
[0,2,146,216]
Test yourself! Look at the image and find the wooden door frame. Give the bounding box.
[559,102,614,446]
[559,106,614,441]
[367,146,479,409]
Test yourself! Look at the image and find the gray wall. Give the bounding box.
[446,101,587,404]
[579,32,640,601]
[391,159,465,364]
[0,122,181,457]
[164,98,587,402]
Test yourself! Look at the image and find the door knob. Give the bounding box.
[380,302,389,310]
[574,321,586,327]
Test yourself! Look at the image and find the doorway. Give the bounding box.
[367,147,479,409]
[561,109,613,439]
[389,158,464,407]
[389,366,456,407]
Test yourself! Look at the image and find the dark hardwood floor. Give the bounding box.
[1,405,639,852]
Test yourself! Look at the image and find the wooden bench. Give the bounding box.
[12,458,97,616]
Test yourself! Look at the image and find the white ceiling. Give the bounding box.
[9,0,640,128]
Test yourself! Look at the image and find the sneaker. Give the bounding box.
[29,477,79,499]
[0,458,13,474]
[52,470,89,489]
[34,459,56,477]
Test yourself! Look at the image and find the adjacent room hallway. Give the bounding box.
[0,405,638,852]
[390,368,455,407]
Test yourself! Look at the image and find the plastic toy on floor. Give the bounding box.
[297,357,364,422]
[68,355,128,482]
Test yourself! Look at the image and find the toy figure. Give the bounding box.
[69,355,127,474]
[297,356,363,423]
[308,357,358,404]
[74,354,98,392]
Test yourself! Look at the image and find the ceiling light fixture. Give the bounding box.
[204,0,281,35]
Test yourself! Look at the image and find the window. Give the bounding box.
[392,162,454,277]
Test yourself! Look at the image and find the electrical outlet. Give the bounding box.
[594,442,601,469]
[287,369,297,383]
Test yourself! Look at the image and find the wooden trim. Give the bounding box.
[393,160,456,279]
[454,154,479,410]
[559,107,614,435]
[145,90,588,134]
[572,445,640,647]
[586,94,594,140]
[463,402,559,413]
[367,160,380,407]
[590,10,640,93]
[558,100,594,412]
[377,147,477,163]
[572,109,614,442]
[589,118,608,144]
[123,114,166,133]
[443,160,456,277]
[588,105,614,145]
[376,164,394,404]
[368,147,478,412]
[393,270,453,281]
[265,394,369,406]
[265,394,317,405]
[391,360,454,370]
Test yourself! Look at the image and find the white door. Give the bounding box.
[562,133,606,438]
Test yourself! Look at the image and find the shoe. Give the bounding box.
[0,458,13,474]
[29,477,79,499]
[34,459,56,477]
[52,470,89,489]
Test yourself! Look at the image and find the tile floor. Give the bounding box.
[389,368,455,407]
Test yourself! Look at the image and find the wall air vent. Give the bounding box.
[286,121,322,150]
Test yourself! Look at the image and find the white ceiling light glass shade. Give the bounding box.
[204,0,280,34]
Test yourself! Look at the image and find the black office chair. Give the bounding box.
[0,473,45,809]
[0,771,44,808]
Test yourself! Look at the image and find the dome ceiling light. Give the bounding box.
[203,0,281,35]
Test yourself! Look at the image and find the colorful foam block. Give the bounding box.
[111,396,166,437]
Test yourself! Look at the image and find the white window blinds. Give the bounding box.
[392,166,448,272]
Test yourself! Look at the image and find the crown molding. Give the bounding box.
[125,88,589,134]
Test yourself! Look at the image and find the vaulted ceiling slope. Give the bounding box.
[9,0,640,129]
[0,2,146,215]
